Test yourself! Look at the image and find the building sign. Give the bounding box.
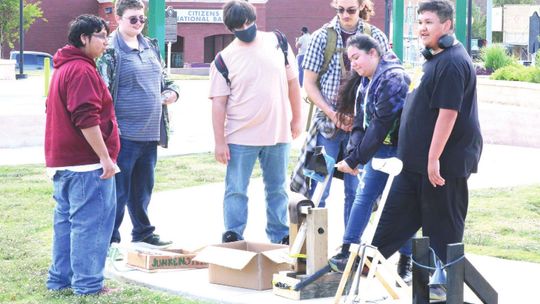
[175,9,223,24]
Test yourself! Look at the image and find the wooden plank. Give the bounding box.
[334,244,360,304]
[306,208,328,275]
[464,258,498,304]
[412,237,430,304]
[446,243,465,304]
[273,271,341,300]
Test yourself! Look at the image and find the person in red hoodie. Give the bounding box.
[45,14,120,295]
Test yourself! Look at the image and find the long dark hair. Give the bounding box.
[336,34,382,125]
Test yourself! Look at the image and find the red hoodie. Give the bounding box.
[45,45,120,167]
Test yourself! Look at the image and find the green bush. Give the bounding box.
[481,44,514,71]
[491,65,540,83]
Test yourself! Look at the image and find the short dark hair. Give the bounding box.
[223,0,257,32]
[301,27,308,33]
[346,34,382,57]
[67,14,109,48]
[418,0,454,28]
[116,0,145,17]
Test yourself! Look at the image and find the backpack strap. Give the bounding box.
[319,27,338,83]
[362,22,372,37]
[214,52,231,86]
[273,30,289,66]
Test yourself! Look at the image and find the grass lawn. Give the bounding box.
[1,153,539,303]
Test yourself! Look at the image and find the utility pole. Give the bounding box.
[392,0,404,60]
[16,0,27,80]
[455,0,467,44]
[148,0,166,58]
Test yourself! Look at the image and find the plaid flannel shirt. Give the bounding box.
[291,17,390,198]
[302,16,390,107]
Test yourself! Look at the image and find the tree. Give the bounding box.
[0,0,45,58]
[472,3,487,39]
[493,0,535,5]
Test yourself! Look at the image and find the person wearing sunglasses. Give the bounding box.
[96,0,179,252]
[290,0,414,281]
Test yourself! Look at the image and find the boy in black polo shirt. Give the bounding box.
[371,0,482,263]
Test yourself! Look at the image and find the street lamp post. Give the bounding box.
[16,0,27,80]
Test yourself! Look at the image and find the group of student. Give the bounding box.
[44,0,482,297]
[208,0,482,289]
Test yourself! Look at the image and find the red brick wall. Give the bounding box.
[23,0,98,56]
[8,0,388,62]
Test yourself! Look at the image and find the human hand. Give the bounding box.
[214,143,230,165]
[161,90,177,105]
[336,160,360,175]
[100,157,116,179]
[427,158,445,187]
[291,119,302,139]
[332,112,353,132]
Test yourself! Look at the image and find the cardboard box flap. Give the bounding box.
[194,245,258,270]
[261,247,291,264]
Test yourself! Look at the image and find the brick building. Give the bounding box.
[21,0,386,66]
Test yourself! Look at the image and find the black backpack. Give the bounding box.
[214,30,289,86]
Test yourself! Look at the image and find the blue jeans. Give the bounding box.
[47,169,116,295]
[308,131,359,227]
[111,138,157,243]
[297,54,305,87]
[343,145,412,256]
[224,143,290,243]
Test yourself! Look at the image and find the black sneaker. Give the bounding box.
[329,251,350,273]
[134,234,172,249]
[222,230,241,243]
[397,254,413,285]
[280,235,289,245]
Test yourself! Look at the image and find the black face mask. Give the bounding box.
[234,23,257,43]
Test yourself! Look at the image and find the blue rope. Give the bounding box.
[411,247,465,270]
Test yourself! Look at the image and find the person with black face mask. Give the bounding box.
[208,0,302,244]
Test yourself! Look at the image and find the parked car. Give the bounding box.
[10,51,53,71]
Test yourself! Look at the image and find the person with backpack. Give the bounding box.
[290,0,414,282]
[209,0,302,244]
[97,0,179,250]
[325,34,412,279]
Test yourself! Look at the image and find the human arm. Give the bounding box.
[343,74,408,169]
[427,109,458,187]
[304,70,352,131]
[211,96,229,165]
[288,77,303,139]
[81,126,116,179]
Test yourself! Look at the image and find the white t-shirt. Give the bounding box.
[297,33,311,56]
[208,31,298,146]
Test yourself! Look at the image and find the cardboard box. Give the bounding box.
[194,241,291,290]
[127,248,208,271]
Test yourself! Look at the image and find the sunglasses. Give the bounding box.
[336,7,359,15]
[124,15,147,25]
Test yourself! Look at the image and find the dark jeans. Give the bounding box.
[111,138,158,243]
[372,169,469,261]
